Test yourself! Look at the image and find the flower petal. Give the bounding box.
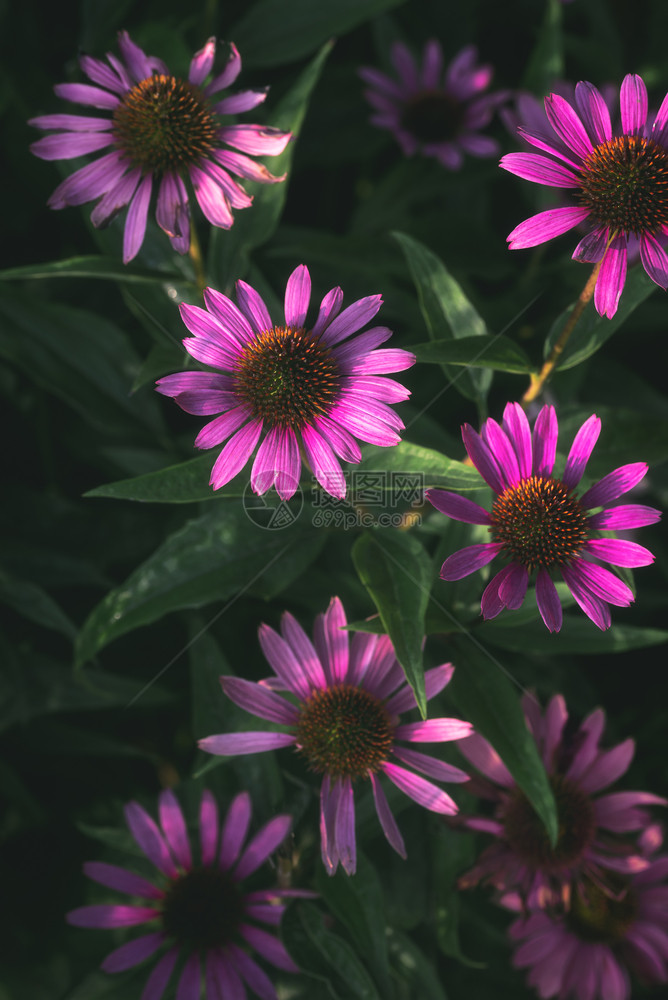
[544,93,593,159]
[100,931,165,972]
[258,623,311,699]
[392,745,469,783]
[221,676,299,725]
[503,402,533,479]
[284,264,311,329]
[425,489,492,525]
[208,418,263,489]
[370,772,406,858]
[507,206,591,249]
[141,948,179,1000]
[594,237,627,319]
[235,813,291,880]
[200,790,219,867]
[66,904,159,928]
[563,414,601,488]
[159,790,192,870]
[395,719,473,742]
[584,538,654,567]
[620,73,648,134]
[639,232,668,289]
[461,423,504,492]
[440,542,504,581]
[587,504,661,530]
[82,861,163,900]
[532,404,558,478]
[580,462,648,509]
[535,568,563,632]
[123,174,152,263]
[124,801,178,878]
[382,762,458,814]
[574,81,612,144]
[319,295,383,347]
[499,152,580,187]
[313,596,349,686]
[301,424,346,499]
[198,732,296,755]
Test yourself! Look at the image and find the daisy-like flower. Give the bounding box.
[67,788,311,999]
[457,693,666,911]
[198,597,473,876]
[501,74,668,318]
[29,31,291,263]
[156,264,415,500]
[359,41,507,170]
[425,402,660,631]
[507,826,668,1000]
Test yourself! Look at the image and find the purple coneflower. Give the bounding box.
[67,789,310,999]
[198,596,473,876]
[501,74,668,318]
[507,826,668,1000]
[359,41,507,169]
[457,693,666,911]
[426,402,660,631]
[156,264,415,500]
[29,31,290,262]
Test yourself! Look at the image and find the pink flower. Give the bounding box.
[426,402,660,631]
[30,31,290,262]
[501,74,668,318]
[156,264,415,500]
[67,789,312,999]
[198,596,473,876]
[359,41,507,169]
[457,693,666,910]
[508,827,668,999]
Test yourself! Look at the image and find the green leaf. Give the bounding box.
[231,0,406,67]
[75,506,324,664]
[352,529,432,716]
[212,42,333,285]
[447,636,558,845]
[85,455,237,503]
[545,266,657,372]
[484,620,668,655]
[0,255,187,285]
[413,335,535,374]
[0,568,76,638]
[393,231,492,404]
[387,928,449,1000]
[315,855,391,996]
[282,902,382,1000]
[359,440,484,493]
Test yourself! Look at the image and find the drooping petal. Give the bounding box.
[188,37,216,87]
[122,174,152,263]
[457,732,514,786]
[227,944,277,1000]
[141,947,179,1000]
[568,558,634,606]
[498,562,529,610]
[239,924,299,972]
[301,424,346,499]
[573,226,609,263]
[392,745,469,783]
[594,237,627,319]
[535,568,563,632]
[560,564,612,630]
[175,952,201,1000]
[333,777,356,875]
[639,232,668,289]
[370,772,406,858]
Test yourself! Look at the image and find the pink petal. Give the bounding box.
[560,565,613,629]
[235,279,273,332]
[257,623,311,699]
[284,264,311,329]
[500,151,580,187]
[498,562,529,610]
[563,414,601,488]
[100,931,165,972]
[208,418,263,489]
[221,676,299,725]
[587,504,661,530]
[425,489,492,525]
[594,238,627,319]
[382,762,458,814]
[141,948,179,1000]
[481,418,521,487]
[239,924,299,972]
[221,124,292,156]
[53,81,120,110]
[204,43,241,96]
[66,903,159,928]
[532,404,558,478]
[198,732,296,755]
[569,558,634,606]
[639,232,668,289]
[392,745,469,783]
[544,93,594,159]
[620,73,648,134]
[122,174,152,263]
[385,662,455,715]
[503,401,533,479]
[507,206,591,249]
[159,790,192,870]
[320,296,384,347]
[535,568,563,632]
[313,596,349,686]
[124,801,178,878]
[30,131,113,159]
[199,790,219,866]
[395,718,473,742]
[175,952,201,1000]
[370,772,406,858]
[82,861,163,900]
[461,423,505,492]
[280,611,327,690]
[301,424,346,499]
[189,37,216,87]
[584,538,654,567]
[440,542,504,581]
[580,462,648,509]
[578,739,635,793]
[574,81,612,144]
[457,732,514,786]
[195,406,252,450]
[235,813,291,880]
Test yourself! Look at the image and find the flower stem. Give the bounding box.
[521,260,602,406]
[189,226,207,296]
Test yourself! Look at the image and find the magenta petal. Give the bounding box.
[158,790,192,870]
[544,93,593,159]
[313,414,362,464]
[578,738,635,794]
[457,732,514,786]
[124,801,178,878]
[382,762,458,814]
[82,861,163,900]
[594,238,627,319]
[175,952,201,1000]
[313,596,349,686]
[482,418,520,487]
[239,924,298,972]
[236,814,291,880]
[205,43,241,95]
[216,791,251,873]
[425,489,492,525]
[500,152,580,187]
[257,623,311,699]
[461,423,504,492]
[570,558,634,606]
[235,279,273,332]
[532,404,558,477]
[189,37,216,87]
[195,406,251,450]
[392,745,469,783]
[332,777,356,876]
[503,402,533,479]
[560,564,612,630]
[302,424,346,499]
[481,566,514,620]
[573,226,609,263]
[395,718,473,742]
[221,677,299,725]
[584,538,654,568]
[284,264,311,329]
[209,418,263,489]
[53,81,120,110]
[319,294,383,347]
[580,462,648,508]
[535,568,563,632]
[498,562,529,610]
[369,772,406,858]
[141,948,179,1000]
[440,542,504,581]
[66,903,159,928]
[507,206,591,249]
[122,174,152,263]
[385,663,454,715]
[280,611,327,690]
[620,73,648,134]
[190,166,233,228]
[222,124,292,156]
[320,774,339,875]
[587,504,661,530]
[563,414,601,488]
[574,81,612,144]
[227,945,277,1000]
[199,790,219,867]
[639,232,668,289]
[100,931,165,972]
[312,286,344,337]
[30,131,113,160]
[198,732,296,756]
[202,287,254,346]
[91,167,142,228]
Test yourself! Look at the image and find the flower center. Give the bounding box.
[400,91,465,143]
[112,74,218,174]
[503,775,596,872]
[295,683,394,778]
[490,476,588,571]
[161,867,245,949]
[233,327,341,429]
[578,134,668,236]
[567,875,637,944]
